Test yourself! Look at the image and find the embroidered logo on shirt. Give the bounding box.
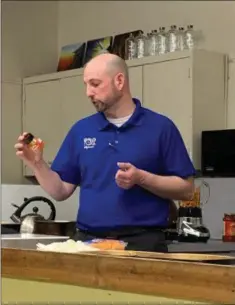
[84,137,96,149]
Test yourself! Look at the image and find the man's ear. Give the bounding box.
[114,73,125,91]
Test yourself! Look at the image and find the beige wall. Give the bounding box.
[2,1,58,184]
[2,1,235,184]
[58,1,235,53]
[2,1,58,81]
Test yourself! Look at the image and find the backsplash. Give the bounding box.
[1,178,235,239]
[1,184,79,222]
[195,178,235,239]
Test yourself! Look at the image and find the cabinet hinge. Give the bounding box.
[188,68,191,78]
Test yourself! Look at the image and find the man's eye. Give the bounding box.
[91,83,99,87]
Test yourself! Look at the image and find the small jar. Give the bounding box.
[23,133,44,151]
[223,214,235,242]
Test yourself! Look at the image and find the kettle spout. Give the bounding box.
[10,213,21,224]
[10,196,56,224]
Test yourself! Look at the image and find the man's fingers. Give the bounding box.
[16,150,24,157]
[115,170,131,181]
[117,162,132,171]
[115,170,126,179]
[116,180,130,189]
[18,132,29,142]
[14,143,24,150]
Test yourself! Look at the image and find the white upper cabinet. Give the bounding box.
[23,80,63,176]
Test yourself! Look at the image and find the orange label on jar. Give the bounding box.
[29,138,44,151]
[224,221,235,236]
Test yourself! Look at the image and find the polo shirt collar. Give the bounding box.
[97,98,144,130]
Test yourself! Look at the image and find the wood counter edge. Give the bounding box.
[2,247,235,303]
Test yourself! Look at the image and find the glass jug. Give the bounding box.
[179,179,210,208]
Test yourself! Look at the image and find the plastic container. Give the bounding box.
[85,239,127,250]
[223,214,235,242]
[23,133,44,151]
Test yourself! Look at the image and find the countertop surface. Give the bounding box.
[2,236,235,304]
[168,239,235,253]
[1,233,68,240]
[1,234,235,253]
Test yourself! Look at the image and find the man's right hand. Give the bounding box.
[14,132,43,169]
[14,132,75,201]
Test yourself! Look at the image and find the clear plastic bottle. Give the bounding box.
[145,32,151,57]
[167,25,178,52]
[135,31,147,58]
[157,27,167,55]
[147,30,158,56]
[124,33,137,60]
[184,25,196,50]
[177,27,186,51]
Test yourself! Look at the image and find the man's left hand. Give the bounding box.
[115,162,141,189]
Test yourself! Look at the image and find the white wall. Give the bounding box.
[1,179,235,240]
[2,1,58,184]
[2,82,23,184]
[1,184,79,222]
[58,1,235,54]
[2,0,58,81]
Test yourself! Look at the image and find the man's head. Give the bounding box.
[83,53,130,114]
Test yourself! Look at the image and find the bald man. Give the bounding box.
[15,53,195,252]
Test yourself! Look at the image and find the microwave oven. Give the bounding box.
[201,129,235,177]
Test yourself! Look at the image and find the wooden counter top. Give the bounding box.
[2,247,235,304]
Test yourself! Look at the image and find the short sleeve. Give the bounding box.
[51,126,81,185]
[160,119,196,178]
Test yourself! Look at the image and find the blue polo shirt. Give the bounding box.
[51,98,196,231]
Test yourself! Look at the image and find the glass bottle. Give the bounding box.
[124,33,137,60]
[147,30,158,56]
[177,27,186,51]
[185,24,196,50]
[135,31,147,58]
[157,27,167,55]
[167,25,178,52]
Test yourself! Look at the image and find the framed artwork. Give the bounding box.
[57,42,86,71]
[83,36,113,65]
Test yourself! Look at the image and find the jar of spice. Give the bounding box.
[223,213,235,242]
[23,133,44,151]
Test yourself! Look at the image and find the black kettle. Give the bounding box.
[10,196,56,224]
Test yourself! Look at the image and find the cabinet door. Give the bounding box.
[227,57,235,129]
[143,58,193,156]
[128,66,143,101]
[23,80,62,176]
[60,76,96,138]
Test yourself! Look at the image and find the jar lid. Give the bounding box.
[23,133,34,145]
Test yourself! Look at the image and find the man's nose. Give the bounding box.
[86,87,94,98]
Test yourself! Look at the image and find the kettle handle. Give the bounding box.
[10,196,56,223]
[24,196,56,220]
[200,180,210,206]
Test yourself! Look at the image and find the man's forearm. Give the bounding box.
[32,160,73,201]
[137,169,194,200]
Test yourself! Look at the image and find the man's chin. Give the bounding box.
[92,102,106,113]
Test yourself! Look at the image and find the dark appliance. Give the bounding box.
[177,206,210,242]
[201,129,235,177]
